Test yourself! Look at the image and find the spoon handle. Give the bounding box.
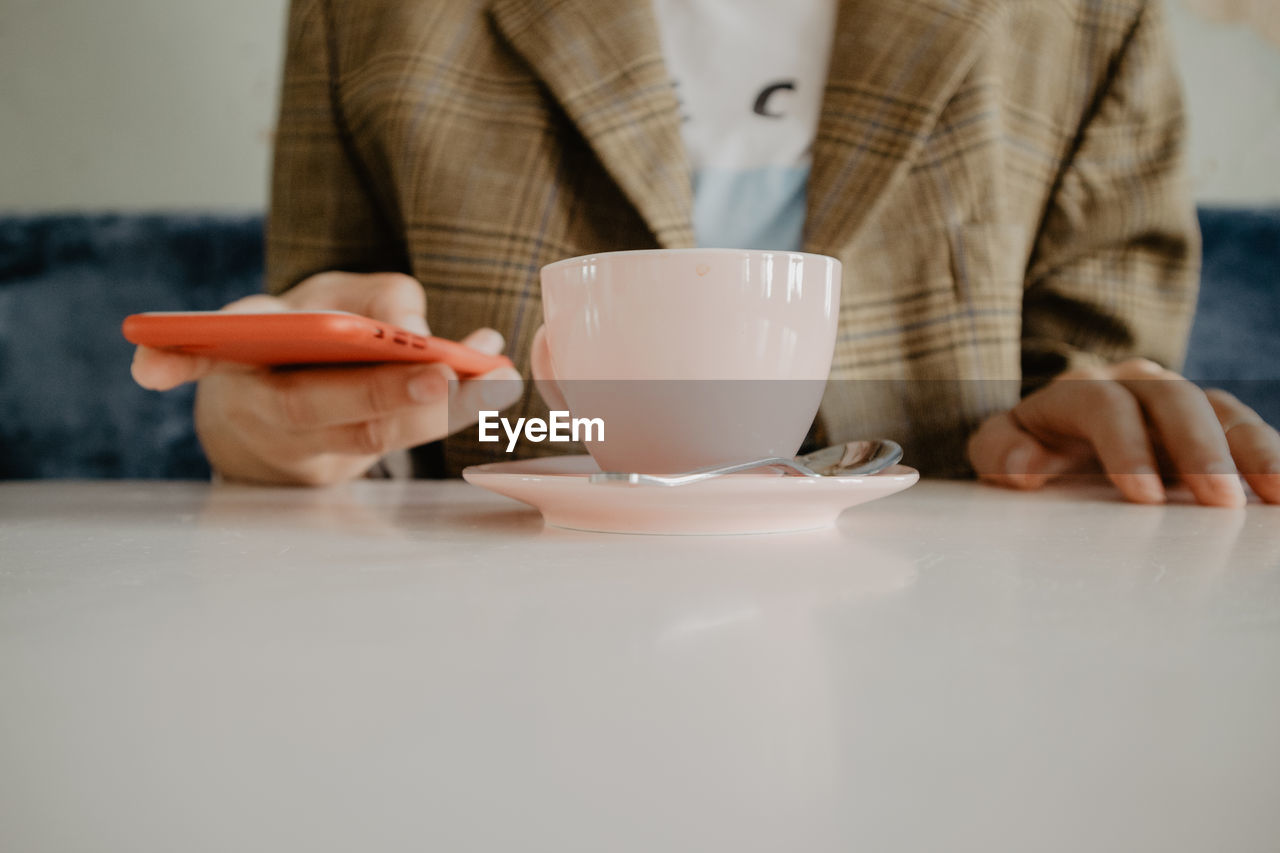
[589,456,818,487]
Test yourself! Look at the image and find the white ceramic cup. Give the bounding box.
[536,248,842,473]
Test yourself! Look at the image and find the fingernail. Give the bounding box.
[1131,467,1166,503]
[1198,460,1246,507]
[1266,461,1280,476]
[1215,482,1248,508]
[1006,444,1033,477]
[1135,359,1165,375]
[1222,481,1247,506]
[469,328,505,355]
[397,313,430,336]
[407,368,447,403]
[480,367,523,408]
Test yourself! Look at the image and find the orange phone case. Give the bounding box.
[122,311,513,377]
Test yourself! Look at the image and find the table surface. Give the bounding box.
[1,479,1278,852]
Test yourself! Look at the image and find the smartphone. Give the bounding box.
[122,311,514,377]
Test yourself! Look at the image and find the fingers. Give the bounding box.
[1206,389,1280,504]
[190,272,525,486]
[530,325,570,411]
[447,362,525,434]
[131,345,220,391]
[459,327,506,356]
[1110,364,1246,507]
[255,362,457,430]
[274,393,454,459]
[130,295,285,391]
[1014,378,1169,504]
[967,411,1077,491]
[1005,359,1268,507]
[197,341,524,486]
[241,325,514,430]
[222,293,288,314]
[286,271,429,334]
[136,273,435,396]
[282,362,521,451]
[226,361,521,466]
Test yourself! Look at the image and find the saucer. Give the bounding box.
[461,455,919,535]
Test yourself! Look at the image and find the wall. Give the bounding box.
[1172,0,1280,203]
[0,0,286,211]
[0,0,1277,211]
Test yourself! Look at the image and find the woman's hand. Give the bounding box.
[968,359,1280,506]
[130,271,523,485]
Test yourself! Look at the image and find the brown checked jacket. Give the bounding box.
[266,0,1200,476]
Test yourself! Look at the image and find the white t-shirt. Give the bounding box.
[652,0,837,251]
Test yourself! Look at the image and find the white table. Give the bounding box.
[1,479,1277,852]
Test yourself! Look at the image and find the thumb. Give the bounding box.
[131,294,285,390]
[530,325,569,412]
[968,411,1075,490]
[131,345,218,391]
[459,327,506,356]
[286,272,429,336]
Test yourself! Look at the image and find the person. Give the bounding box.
[132,0,1280,506]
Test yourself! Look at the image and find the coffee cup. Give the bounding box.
[536,248,841,473]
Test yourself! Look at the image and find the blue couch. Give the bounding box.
[0,215,262,479]
[1,210,1276,479]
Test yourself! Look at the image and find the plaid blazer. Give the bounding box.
[266,0,1199,476]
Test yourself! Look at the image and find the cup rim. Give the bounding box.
[540,247,840,275]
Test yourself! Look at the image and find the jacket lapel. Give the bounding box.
[489,0,993,253]
[489,0,695,248]
[805,0,995,255]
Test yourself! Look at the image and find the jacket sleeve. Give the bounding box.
[264,0,409,295]
[1021,0,1200,386]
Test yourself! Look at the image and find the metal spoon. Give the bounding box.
[589,439,903,487]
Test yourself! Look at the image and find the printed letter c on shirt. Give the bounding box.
[753,80,796,118]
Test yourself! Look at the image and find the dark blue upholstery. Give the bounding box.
[1184,208,1280,381]
[0,215,263,479]
[1182,207,1280,431]
[0,209,1276,479]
